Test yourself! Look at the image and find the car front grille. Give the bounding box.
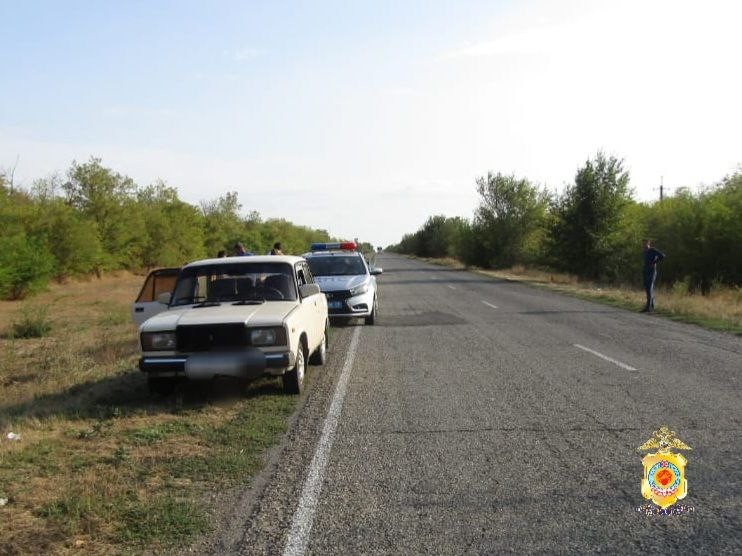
[176,324,248,351]
[324,290,353,300]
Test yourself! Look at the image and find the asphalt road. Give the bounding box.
[217,253,741,555]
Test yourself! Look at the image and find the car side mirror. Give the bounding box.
[370,267,383,275]
[299,283,321,298]
[157,292,172,305]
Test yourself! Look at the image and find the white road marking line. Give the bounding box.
[283,326,362,556]
[481,300,498,309]
[447,285,456,290]
[573,344,637,371]
[430,276,438,280]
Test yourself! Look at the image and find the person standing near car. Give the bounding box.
[641,239,665,312]
[233,242,253,256]
[270,242,283,255]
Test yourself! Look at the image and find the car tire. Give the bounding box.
[148,377,176,396]
[282,343,306,394]
[309,322,329,366]
[365,297,377,325]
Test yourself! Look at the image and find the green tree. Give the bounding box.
[137,182,206,267]
[200,192,245,256]
[602,200,649,285]
[648,173,742,292]
[549,152,633,279]
[701,172,742,287]
[472,172,549,268]
[63,158,144,269]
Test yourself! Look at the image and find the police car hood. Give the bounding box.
[314,275,368,292]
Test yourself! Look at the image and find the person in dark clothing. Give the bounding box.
[270,242,283,255]
[233,242,253,256]
[641,239,665,312]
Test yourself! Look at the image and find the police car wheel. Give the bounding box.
[365,297,377,325]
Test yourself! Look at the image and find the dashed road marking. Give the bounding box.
[283,326,362,556]
[481,301,498,309]
[447,285,457,290]
[573,344,637,371]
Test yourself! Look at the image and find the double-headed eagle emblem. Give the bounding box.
[637,426,691,509]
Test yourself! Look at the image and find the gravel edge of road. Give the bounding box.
[183,327,354,555]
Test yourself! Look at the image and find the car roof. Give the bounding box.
[184,255,306,268]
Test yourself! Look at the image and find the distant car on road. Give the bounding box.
[132,256,328,395]
[304,242,382,325]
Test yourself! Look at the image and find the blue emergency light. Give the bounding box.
[310,242,357,251]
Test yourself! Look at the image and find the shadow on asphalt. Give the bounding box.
[329,317,366,328]
[514,309,618,315]
[378,267,465,273]
[379,279,504,286]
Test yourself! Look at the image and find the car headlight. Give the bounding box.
[349,282,369,296]
[250,327,287,346]
[141,332,176,351]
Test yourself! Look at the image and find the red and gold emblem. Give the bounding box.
[637,426,691,509]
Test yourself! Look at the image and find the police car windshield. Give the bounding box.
[307,256,366,277]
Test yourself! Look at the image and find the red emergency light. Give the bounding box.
[310,241,357,251]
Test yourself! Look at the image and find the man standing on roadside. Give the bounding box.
[641,239,665,312]
[270,242,283,255]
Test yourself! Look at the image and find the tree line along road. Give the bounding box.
[207,253,741,555]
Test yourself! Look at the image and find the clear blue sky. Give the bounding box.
[2,0,740,247]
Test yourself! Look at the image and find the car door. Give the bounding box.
[296,263,323,349]
[131,268,179,327]
[302,262,326,342]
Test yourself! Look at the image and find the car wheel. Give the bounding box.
[282,344,306,394]
[365,297,377,325]
[148,377,176,396]
[309,322,329,366]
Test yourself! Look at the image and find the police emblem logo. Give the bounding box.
[637,426,693,513]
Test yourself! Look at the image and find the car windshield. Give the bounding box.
[170,262,297,306]
[307,255,367,277]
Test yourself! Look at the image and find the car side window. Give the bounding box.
[296,267,307,286]
[302,263,315,284]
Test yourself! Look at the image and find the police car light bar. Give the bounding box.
[310,242,357,251]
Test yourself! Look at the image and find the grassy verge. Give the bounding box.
[0,273,298,553]
[414,256,742,335]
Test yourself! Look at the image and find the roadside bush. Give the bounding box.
[11,305,53,338]
[0,234,54,300]
[671,277,693,296]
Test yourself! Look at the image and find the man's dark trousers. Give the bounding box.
[643,269,656,311]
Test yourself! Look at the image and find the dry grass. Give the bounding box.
[418,257,742,334]
[0,271,297,554]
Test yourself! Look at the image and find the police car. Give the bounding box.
[304,242,382,325]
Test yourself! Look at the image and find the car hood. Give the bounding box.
[140,302,296,331]
[314,275,368,292]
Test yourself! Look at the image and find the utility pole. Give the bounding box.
[659,176,664,201]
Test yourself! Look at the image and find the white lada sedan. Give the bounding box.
[132,256,328,395]
[303,242,382,325]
